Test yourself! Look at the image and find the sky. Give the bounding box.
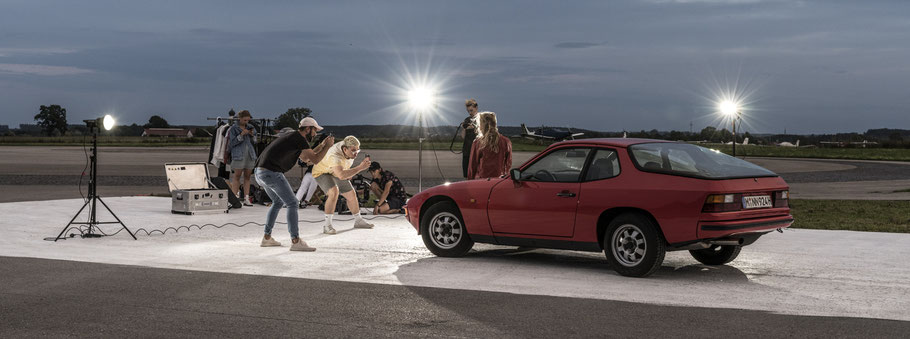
[1,0,908,134]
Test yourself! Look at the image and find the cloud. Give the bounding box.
[0,63,93,76]
[0,48,77,57]
[554,42,601,49]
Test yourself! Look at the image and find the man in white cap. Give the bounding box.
[253,117,334,251]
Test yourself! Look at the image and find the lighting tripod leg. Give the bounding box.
[97,196,137,240]
[56,199,91,241]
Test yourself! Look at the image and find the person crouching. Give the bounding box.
[311,135,374,234]
[368,162,408,215]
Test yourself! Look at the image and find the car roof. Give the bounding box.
[548,138,674,148]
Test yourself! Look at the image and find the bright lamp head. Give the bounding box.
[407,87,435,111]
[719,100,739,116]
[102,115,115,131]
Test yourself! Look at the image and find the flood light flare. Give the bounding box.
[719,101,738,116]
[102,115,115,131]
[408,87,435,110]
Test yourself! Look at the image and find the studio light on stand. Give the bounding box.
[719,100,741,157]
[54,114,136,241]
[408,87,436,192]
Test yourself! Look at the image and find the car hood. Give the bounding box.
[412,177,507,202]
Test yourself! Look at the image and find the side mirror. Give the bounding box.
[509,168,521,182]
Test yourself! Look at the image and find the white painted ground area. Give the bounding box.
[2,197,908,321]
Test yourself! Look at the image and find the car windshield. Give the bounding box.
[628,143,777,179]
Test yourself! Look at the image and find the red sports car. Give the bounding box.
[405,138,793,277]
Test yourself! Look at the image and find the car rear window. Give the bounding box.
[628,143,777,179]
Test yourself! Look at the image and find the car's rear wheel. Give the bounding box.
[421,201,473,257]
[604,213,666,277]
[689,245,742,265]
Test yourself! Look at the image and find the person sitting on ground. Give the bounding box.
[368,162,408,215]
[468,111,512,179]
[311,135,374,234]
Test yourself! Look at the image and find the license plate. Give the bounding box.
[743,195,772,209]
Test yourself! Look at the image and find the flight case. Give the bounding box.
[164,162,229,215]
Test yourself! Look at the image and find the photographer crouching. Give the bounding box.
[311,135,374,234]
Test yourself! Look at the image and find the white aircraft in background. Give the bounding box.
[725,138,749,146]
[776,140,808,147]
[520,124,584,141]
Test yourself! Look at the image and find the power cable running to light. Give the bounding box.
[43,215,405,240]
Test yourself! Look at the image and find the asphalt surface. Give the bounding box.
[3,256,908,338]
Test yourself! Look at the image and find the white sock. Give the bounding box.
[354,212,363,222]
[325,214,334,226]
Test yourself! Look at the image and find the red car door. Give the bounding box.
[487,147,591,237]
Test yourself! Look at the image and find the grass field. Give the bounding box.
[709,144,910,162]
[789,199,910,233]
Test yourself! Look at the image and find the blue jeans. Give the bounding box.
[254,168,299,238]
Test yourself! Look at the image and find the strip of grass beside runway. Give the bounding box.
[709,145,910,162]
[4,136,910,161]
[789,199,910,233]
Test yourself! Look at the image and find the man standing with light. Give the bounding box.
[461,99,479,178]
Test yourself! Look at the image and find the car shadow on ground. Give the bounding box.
[402,245,751,282]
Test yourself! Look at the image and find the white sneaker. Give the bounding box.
[260,237,281,247]
[290,240,316,252]
[323,225,337,235]
[353,219,374,229]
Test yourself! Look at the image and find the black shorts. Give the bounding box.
[386,197,405,210]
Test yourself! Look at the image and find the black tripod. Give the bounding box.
[55,121,136,241]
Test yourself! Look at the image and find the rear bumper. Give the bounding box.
[697,215,793,239]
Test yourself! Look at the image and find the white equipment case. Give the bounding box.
[164,162,229,215]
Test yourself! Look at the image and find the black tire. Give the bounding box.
[603,213,666,277]
[420,201,474,257]
[689,245,742,265]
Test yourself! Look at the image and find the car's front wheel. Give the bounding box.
[604,213,666,277]
[689,245,742,265]
[421,201,474,257]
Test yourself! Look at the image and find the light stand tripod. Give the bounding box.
[54,118,136,241]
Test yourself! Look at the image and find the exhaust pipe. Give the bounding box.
[708,238,743,246]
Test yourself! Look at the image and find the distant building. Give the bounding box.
[142,128,194,138]
[0,125,8,133]
[18,124,42,133]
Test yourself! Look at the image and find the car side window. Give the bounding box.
[585,149,621,181]
[667,149,698,174]
[521,148,591,182]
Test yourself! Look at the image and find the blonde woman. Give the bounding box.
[467,112,512,179]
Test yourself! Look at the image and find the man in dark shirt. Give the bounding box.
[461,99,479,178]
[368,162,408,214]
[254,117,333,251]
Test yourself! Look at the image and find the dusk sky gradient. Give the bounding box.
[1,0,908,133]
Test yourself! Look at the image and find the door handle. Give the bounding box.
[556,191,576,198]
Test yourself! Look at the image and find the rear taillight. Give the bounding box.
[774,190,789,208]
[703,194,743,212]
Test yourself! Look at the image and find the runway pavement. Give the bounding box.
[1,146,910,202]
[2,197,909,321]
